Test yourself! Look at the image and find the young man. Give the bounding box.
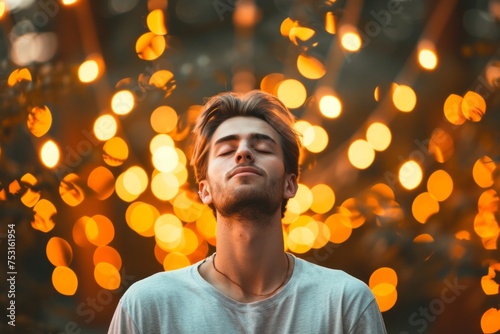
[108,90,387,333]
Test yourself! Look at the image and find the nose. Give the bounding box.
[235,142,255,163]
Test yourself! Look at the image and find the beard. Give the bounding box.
[211,175,284,226]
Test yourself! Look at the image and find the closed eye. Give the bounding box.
[254,142,274,154]
[218,150,235,157]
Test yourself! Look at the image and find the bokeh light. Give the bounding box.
[149,70,175,95]
[478,189,498,213]
[20,173,40,207]
[481,308,500,334]
[289,26,315,46]
[287,183,313,214]
[0,2,6,19]
[427,169,453,202]
[32,199,57,232]
[126,201,158,237]
[78,58,101,83]
[103,136,129,166]
[462,91,486,122]
[94,114,118,141]
[8,67,32,86]
[325,12,336,34]
[443,94,466,125]
[11,32,58,66]
[122,166,148,196]
[147,9,167,35]
[310,220,330,249]
[412,192,439,224]
[40,140,60,168]
[474,212,499,239]
[46,237,73,267]
[155,213,183,251]
[52,266,78,296]
[341,30,362,52]
[87,166,115,200]
[399,160,423,190]
[392,84,417,112]
[196,208,217,246]
[93,246,122,270]
[150,133,175,153]
[287,225,315,254]
[115,172,139,202]
[85,215,115,246]
[293,120,312,145]
[297,54,325,79]
[473,156,495,188]
[232,0,261,28]
[152,145,179,172]
[136,32,166,60]
[94,262,121,290]
[28,106,52,137]
[150,106,178,133]
[418,48,438,70]
[173,192,204,223]
[287,215,317,253]
[280,17,296,37]
[163,252,191,271]
[151,171,180,201]
[260,73,284,94]
[277,79,307,109]
[60,173,84,207]
[310,184,335,214]
[348,139,375,169]
[366,122,391,151]
[319,94,342,119]
[370,267,398,288]
[112,90,135,115]
[303,125,329,153]
[325,211,352,244]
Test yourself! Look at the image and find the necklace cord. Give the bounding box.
[212,253,290,297]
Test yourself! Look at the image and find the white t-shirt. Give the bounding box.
[108,255,387,334]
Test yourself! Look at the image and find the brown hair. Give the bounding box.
[190,90,301,215]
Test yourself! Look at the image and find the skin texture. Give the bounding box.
[198,116,298,302]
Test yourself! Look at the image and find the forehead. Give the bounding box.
[211,116,280,144]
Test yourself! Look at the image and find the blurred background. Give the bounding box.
[1,0,500,333]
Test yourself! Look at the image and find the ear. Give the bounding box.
[283,174,298,199]
[198,181,213,205]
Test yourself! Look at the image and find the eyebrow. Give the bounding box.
[213,133,278,146]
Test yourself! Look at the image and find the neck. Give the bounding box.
[202,211,291,302]
[216,211,286,273]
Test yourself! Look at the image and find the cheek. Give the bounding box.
[266,159,285,174]
[206,160,226,181]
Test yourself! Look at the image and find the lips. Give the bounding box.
[228,166,263,179]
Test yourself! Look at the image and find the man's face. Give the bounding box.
[199,116,297,221]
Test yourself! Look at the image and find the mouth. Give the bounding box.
[228,166,263,179]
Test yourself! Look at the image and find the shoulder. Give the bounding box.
[294,257,374,300]
[293,257,383,330]
[110,264,204,333]
[121,264,195,302]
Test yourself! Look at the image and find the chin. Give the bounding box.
[215,192,282,219]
